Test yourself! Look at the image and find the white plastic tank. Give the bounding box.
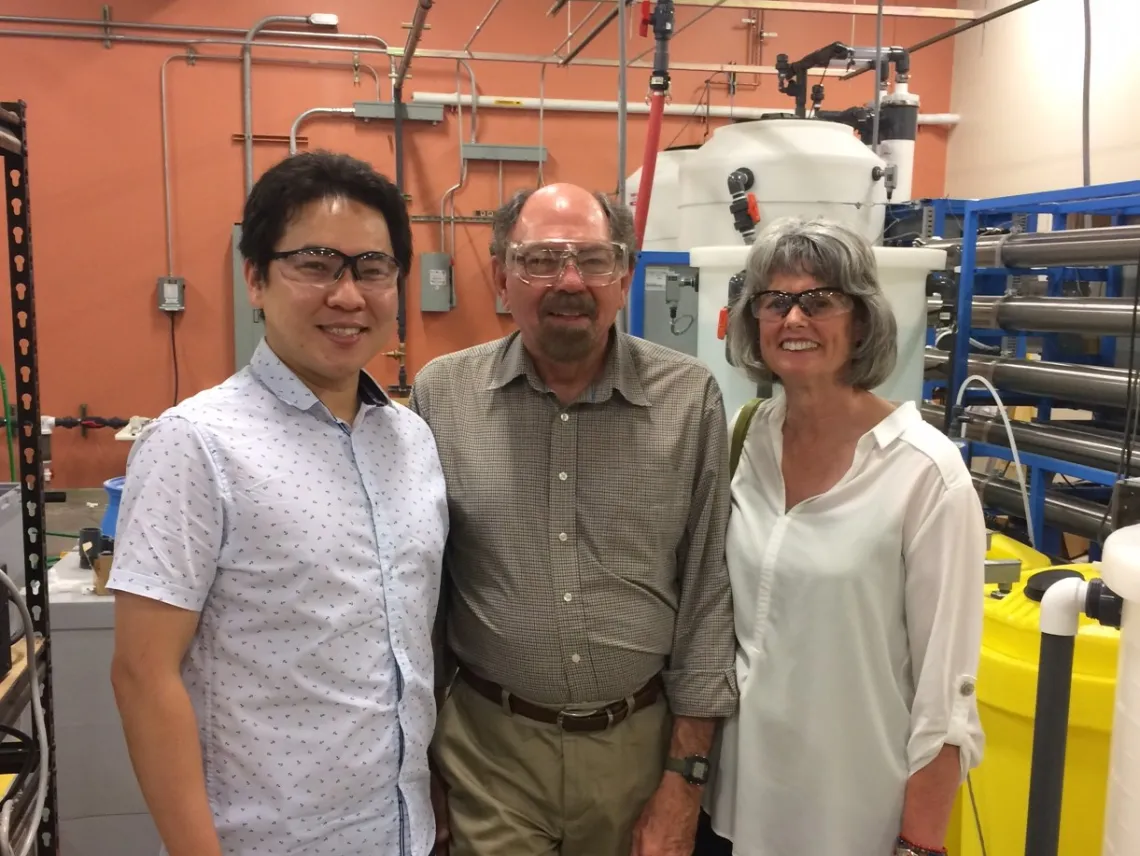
[625,145,700,251]
[689,244,947,420]
[678,117,888,251]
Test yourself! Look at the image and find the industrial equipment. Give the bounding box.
[628,110,948,420]
[677,117,888,249]
[961,559,1119,856]
[774,40,918,202]
[917,181,1140,557]
[625,144,699,252]
[1,96,59,855]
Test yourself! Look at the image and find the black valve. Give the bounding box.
[1085,577,1124,629]
[726,167,758,245]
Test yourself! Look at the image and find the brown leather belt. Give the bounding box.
[456,664,662,733]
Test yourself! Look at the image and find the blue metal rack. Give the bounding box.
[940,181,1140,556]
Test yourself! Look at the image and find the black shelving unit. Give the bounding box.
[0,99,60,855]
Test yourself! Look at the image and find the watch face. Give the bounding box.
[688,757,710,783]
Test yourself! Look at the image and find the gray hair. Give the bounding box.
[489,188,638,268]
[725,216,897,390]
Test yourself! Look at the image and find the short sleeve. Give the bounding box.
[903,477,987,780]
[106,415,226,612]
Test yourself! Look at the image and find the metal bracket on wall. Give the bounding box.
[353,101,444,123]
[461,144,548,164]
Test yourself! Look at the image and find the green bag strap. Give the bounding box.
[730,398,764,478]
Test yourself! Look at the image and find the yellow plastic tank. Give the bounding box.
[952,561,1120,856]
[945,533,1053,853]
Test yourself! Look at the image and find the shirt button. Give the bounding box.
[560,413,569,422]
[563,592,573,602]
[571,653,581,664]
[558,472,568,481]
[559,532,568,542]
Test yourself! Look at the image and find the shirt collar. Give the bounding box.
[868,399,919,448]
[764,394,918,449]
[487,329,650,407]
[248,339,390,414]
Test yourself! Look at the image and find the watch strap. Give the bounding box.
[664,755,710,785]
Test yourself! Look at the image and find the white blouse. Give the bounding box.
[706,397,986,856]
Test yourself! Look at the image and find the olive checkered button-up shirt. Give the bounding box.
[409,330,738,719]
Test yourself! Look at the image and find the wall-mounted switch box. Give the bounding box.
[157,276,186,312]
[420,252,455,312]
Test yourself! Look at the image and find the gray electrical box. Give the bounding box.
[495,295,511,315]
[156,276,185,312]
[642,264,699,358]
[232,223,263,370]
[420,252,455,312]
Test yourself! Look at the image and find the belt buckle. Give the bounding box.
[556,706,614,730]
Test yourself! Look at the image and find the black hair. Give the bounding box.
[239,150,412,283]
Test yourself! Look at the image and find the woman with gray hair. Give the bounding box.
[695,217,986,856]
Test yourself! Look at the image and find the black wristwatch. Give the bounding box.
[664,754,711,786]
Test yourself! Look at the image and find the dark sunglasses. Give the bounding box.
[751,287,854,320]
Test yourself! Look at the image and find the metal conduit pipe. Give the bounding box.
[919,403,1140,476]
[972,295,1140,337]
[925,348,1134,409]
[971,473,1109,543]
[0,28,392,54]
[160,52,383,277]
[0,28,397,203]
[289,107,355,156]
[395,0,433,90]
[243,15,339,197]
[0,14,391,46]
[560,2,630,66]
[924,225,1140,269]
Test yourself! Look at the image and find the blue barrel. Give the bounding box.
[101,476,126,539]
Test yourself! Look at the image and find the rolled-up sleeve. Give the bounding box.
[902,476,987,780]
[662,381,739,718]
[106,415,226,611]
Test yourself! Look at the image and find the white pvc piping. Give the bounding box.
[1039,576,1089,637]
[411,91,961,126]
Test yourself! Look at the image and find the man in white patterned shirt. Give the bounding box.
[108,151,448,856]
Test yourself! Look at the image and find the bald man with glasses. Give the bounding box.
[409,183,738,856]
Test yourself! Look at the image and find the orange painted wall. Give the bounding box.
[0,0,958,487]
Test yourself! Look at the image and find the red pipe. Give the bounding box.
[632,90,667,250]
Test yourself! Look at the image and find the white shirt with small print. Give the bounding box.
[108,340,448,856]
[706,396,986,856]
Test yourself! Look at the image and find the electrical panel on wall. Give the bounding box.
[232,223,264,370]
[420,252,456,312]
[157,276,186,312]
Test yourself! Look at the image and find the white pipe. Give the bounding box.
[1039,576,1089,637]
[289,106,355,155]
[411,91,960,126]
[1099,523,1140,856]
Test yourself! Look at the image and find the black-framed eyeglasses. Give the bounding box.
[270,247,402,289]
[751,287,854,321]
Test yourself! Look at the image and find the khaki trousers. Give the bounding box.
[433,678,671,856]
